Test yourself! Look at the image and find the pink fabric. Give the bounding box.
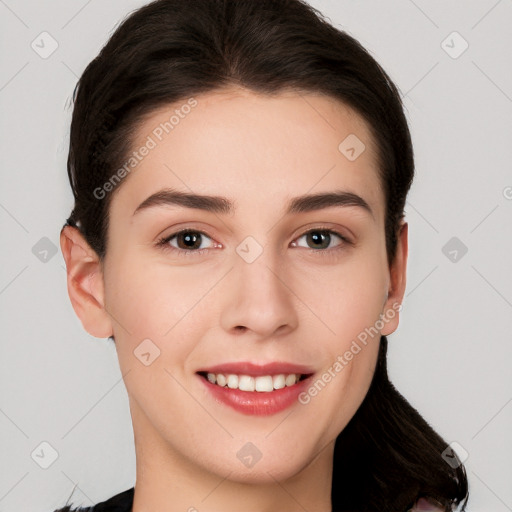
[410,497,444,511]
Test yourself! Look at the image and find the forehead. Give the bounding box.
[110,87,384,222]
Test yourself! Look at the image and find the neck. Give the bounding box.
[130,401,333,512]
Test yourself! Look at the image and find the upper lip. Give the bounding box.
[196,361,315,376]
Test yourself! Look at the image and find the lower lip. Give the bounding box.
[198,374,313,416]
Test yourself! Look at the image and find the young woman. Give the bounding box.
[56,0,469,510]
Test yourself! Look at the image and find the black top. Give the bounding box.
[54,487,134,512]
[54,487,440,512]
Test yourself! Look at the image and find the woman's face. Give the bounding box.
[70,88,407,485]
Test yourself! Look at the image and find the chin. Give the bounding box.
[203,452,310,485]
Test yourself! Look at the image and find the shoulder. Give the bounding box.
[52,487,134,512]
[52,507,91,512]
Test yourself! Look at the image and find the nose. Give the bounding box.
[219,248,299,340]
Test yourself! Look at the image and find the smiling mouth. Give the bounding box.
[197,371,311,392]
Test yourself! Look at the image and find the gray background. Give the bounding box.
[1,0,511,510]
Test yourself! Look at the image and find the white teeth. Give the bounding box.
[285,374,297,387]
[205,372,302,392]
[227,374,239,389]
[273,374,286,390]
[255,375,273,392]
[238,375,255,391]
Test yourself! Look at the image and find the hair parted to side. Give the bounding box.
[62,0,469,510]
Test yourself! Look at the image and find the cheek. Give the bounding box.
[103,253,222,388]
[104,236,389,359]
[104,252,211,338]
[293,251,386,423]
[299,254,388,341]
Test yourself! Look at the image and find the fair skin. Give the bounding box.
[60,88,408,512]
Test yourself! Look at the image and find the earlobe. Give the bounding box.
[381,221,408,336]
[60,225,113,339]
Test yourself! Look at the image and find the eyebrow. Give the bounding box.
[132,188,374,218]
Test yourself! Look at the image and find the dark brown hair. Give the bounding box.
[62,1,468,510]
[65,0,411,266]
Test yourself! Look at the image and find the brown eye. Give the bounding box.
[157,229,216,256]
[293,229,349,251]
[174,231,204,250]
[306,231,333,249]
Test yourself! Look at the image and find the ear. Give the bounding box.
[380,221,408,336]
[60,225,113,338]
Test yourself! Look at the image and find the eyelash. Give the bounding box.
[155,227,353,258]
